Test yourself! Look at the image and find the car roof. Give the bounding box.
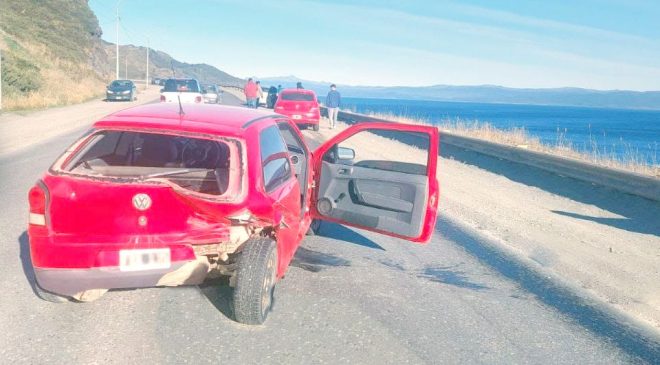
[280,88,316,95]
[93,103,279,137]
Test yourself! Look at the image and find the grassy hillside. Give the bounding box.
[0,0,107,110]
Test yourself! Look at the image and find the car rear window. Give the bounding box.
[59,131,244,198]
[163,79,201,93]
[281,92,314,101]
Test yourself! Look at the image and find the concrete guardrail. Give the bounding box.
[321,107,660,202]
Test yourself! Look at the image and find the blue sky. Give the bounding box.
[89,0,660,91]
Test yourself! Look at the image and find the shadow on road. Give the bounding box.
[199,277,235,321]
[551,210,659,236]
[418,265,490,291]
[291,246,351,273]
[314,221,385,251]
[18,231,40,297]
[436,217,660,363]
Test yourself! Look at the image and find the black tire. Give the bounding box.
[34,282,69,303]
[312,124,320,131]
[233,237,278,325]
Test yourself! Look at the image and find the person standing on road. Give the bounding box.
[244,78,258,108]
[255,81,263,108]
[296,81,304,89]
[326,84,341,129]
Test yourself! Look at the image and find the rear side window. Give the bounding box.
[59,130,243,198]
[259,125,292,192]
[281,92,314,101]
[163,79,200,93]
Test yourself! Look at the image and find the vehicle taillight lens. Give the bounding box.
[160,95,166,102]
[195,96,202,103]
[28,183,47,226]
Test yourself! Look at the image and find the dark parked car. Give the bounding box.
[106,80,137,101]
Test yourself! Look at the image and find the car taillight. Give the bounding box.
[195,96,202,103]
[160,95,166,102]
[28,183,47,226]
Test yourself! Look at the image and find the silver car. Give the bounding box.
[202,85,223,104]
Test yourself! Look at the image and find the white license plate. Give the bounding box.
[292,115,302,120]
[119,249,171,272]
[114,96,122,99]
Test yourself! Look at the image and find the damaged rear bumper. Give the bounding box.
[34,257,210,297]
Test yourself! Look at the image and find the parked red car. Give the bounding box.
[274,89,321,131]
[27,103,439,324]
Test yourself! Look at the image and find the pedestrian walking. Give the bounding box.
[326,84,341,129]
[256,81,263,108]
[244,78,258,108]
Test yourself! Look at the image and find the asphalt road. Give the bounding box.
[0,94,656,364]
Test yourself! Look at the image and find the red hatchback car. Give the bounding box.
[28,103,439,324]
[274,89,321,131]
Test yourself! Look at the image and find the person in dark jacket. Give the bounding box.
[325,84,341,129]
[296,82,304,89]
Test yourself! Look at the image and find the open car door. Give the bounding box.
[311,122,439,243]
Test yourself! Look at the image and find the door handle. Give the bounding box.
[337,167,353,175]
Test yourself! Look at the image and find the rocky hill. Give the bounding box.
[0,0,243,111]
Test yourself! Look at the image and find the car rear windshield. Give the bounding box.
[60,131,243,198]
[281,92,315,101]
[163,79,201,93]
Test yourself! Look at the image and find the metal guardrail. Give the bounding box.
[322,107,660,202]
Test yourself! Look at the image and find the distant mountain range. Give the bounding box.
[259,76,660,110]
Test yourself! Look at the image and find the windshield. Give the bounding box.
[61,130,243,197]
[281,92,315,101]
[163,79,201,93]
[110,80,132,88]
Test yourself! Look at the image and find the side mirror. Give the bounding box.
[337,146,355,161]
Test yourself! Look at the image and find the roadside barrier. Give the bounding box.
[322,107,660,202]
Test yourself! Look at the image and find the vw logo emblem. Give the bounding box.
[132,193,152,211]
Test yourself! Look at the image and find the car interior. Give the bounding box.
[65,131,232,195]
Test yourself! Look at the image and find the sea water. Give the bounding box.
[327,97,660,166]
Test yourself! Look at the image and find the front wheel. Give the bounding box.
[233,237,278,325]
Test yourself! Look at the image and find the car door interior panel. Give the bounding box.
[317,161,428,238]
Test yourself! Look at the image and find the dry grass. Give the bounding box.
[2,39,106,111]
[365,111,659,178]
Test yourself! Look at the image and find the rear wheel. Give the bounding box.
[312,124,320,131]
[233,237,278,325]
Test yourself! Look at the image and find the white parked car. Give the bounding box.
[202,84,223,104]
[160,79,204,104]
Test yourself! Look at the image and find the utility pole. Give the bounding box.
[115,0,121,80]
[145,38,149,90]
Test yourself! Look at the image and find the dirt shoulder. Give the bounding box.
[303,119,660,331]
[0,85,162,155]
